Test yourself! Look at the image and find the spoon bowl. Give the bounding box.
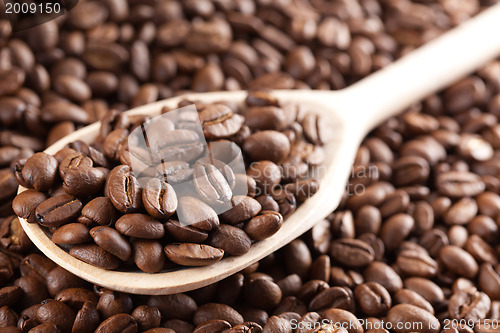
[17,3,500,294]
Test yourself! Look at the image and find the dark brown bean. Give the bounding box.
[164,243,224,266]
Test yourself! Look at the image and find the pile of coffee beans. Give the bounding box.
[0,0,489,218]
[12,92,324,271]
[2,0,500,332]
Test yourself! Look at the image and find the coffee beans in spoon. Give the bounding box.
[13,91,324,272]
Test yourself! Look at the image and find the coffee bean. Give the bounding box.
[284,240,312,279]
[193,303,243,327]
[72,300,100,333]
[354,282,391,316]
[243,131,290,163]
[208,224,251,256]
[12,190,47,224]
[244,277,282,310]
[95,314,137,333]
[35,194,83,228]
[439,245,479,279]
[193,161,233,206]
[199,104,244,139]
[176,196,219,231]
[96,289,133,319]
[90,226,131,261]
[244,211,283,241]
[78,197,117,227]
[193,319,232,333]
[394,289,434,314]
[69,244,120,269]
[309,286,354,312]
[322,308,361,333]
[387,304,440,333]
[449,289,491,321]
[132,240,165,273]
[105,165,142,213]
[395,249,438,278]
[330,238,374,267]
[62,167,106,197]
[364,261,403,294]
[404,277,445,306]
[141,178,177,220]
[147,294,197,322]
[36,299,76,333]
[380,213,414,252]
[115,214,164,239]
[436,171,485,198]
[164,243,224,266]
[132,305,161,331]
[21,153,59,192]
[59,152,93,178]
[52,223,90,244]
[164,219,208,243]
[220,196,261,225]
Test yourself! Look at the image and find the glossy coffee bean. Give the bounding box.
[164,243,224,266]
[35,194,83,228]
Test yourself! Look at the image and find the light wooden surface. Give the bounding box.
[18,3,500,294]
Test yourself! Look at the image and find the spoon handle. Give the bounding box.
[341,3,500,132]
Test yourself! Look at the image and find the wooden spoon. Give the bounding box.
[18,4,500,295]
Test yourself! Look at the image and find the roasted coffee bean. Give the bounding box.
[52,223,90,244]
[21,153,59,192]
[72,301,100,333]
[132,305,161,331]
[198,104,244,139]
[36,299,76,333]
[142,178,177,219]
[478,263,500,299]
[394,289,434,314]
[322,308,361,333]
[164,243,224,266]
[284,240,312,279]
[164,219,208,243]
[309,286,354,312]
[59,153,93,178]
[96,290,133,320]
[55,288,98,309]
[387,304,440,333]
[105,165,142,213]
[244,211,283,241]
[193,303,243,327]
[330,238,374,268]
[115,214,164,239]
[95,314,137,333]
[78,197,117,227]
[380,213,414,252]
[220,196,261,225]
[395,249,438,278]
[354,282,391,316]
[0,215,31,252]
[69,244,120,269]
[193,161,232,206]
[364,261,403,294]
[62,167,106,197]
[90,226,132,261]
[439,245,479,279]
[132,240,165,273]
[193,319,232,333]
[208,224,251,256]
[449,289,491,321]
[244,277,282,311]
[35,194,83,228]
[246,161,281,194]
[404,277,445,306]
[176,196,219,231]
[243,131,290,163]
[436,171,485,198]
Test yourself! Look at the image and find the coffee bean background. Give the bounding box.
[2,0,500,332]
